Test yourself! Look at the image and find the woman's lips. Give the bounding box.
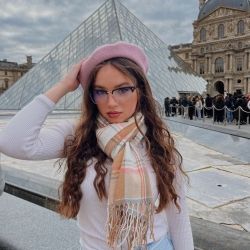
[107,112,122,118]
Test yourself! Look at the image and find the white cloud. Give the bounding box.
[0,0,199,63]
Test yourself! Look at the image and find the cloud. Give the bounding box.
[0,0,199,63]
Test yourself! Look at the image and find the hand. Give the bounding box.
[59,62,82,92]
[44,61,83,104]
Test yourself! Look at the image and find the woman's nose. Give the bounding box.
[106,93,118,107]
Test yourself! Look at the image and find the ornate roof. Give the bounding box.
[198,0,250,20]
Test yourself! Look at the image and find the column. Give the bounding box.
[206,57,209,74]
[227,79,230,92]
[247,78,250,93]
[229,79,233,93]
[207,55,212,74]
[206,80,212,94]
[244,78,248,94]
[211,62,215,74]
[248,52,250,69]
[230,54,233,71]
[226,53,230,71]
[244,53,248,71]
[244,51,250,70]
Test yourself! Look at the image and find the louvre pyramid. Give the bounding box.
[0,0,206,110]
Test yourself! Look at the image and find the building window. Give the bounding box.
[200,28,206,42]
[4,71,7,76]
[215,57,224,73]
[200,47,205,54]
[236,58,243,71]
[4,78,9,89]
[185,53,189,59]
[218,24,224,39]
[199,63,205,75]
[237,20,244,35]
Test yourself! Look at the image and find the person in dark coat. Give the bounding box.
[187,96,195,120]
[213,94,225,123]
[170,97,178,116]
[205,94,213,118]
[164,97,170,117]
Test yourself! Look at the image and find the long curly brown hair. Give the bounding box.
[57,57,185,218]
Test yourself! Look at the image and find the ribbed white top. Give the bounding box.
[0,94,194,250]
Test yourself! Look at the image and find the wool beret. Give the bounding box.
[78,41,148,88]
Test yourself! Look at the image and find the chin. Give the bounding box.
[107,118,125,124]
[105,116,127,124]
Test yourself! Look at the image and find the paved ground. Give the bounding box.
[0,192,79,250]
[167,114,250,138]
[0,113,250,234]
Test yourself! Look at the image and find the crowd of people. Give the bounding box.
[164,91,250,125]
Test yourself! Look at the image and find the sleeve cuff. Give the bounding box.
[35,94,56,111]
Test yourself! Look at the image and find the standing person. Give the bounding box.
[0,42,193,250]
[187,96,194,120]
[164,97,170,117]
[170,97,178,116]
[195,96,202,120]
[181,96,188,119]
[225,94,234,123]
[213,94,225,123]
[205,94,213,118]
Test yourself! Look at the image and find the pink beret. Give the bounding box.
[78,41,148,88]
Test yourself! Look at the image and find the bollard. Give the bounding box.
[202,106,205,123]
[212,106,215,124]
[224,106,227,126]
[238,107,241,129]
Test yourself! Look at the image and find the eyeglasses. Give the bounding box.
[90,85,137,104]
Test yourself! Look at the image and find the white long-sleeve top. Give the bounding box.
[0,94,194,250]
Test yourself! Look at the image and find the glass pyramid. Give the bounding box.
[0,0,206,110]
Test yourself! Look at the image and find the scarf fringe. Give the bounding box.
[107,201,155,250]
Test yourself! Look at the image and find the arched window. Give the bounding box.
[200,28,206,42]
[218,24,224,39]
[237,20,244,35]
[215,57,224,73]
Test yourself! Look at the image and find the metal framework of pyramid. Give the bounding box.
[0,0,206,110]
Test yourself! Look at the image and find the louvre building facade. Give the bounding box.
[0,0,206,110]
[172,0,250,96]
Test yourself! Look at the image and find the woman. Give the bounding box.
[0,42,194,250]
[195,96,202,120]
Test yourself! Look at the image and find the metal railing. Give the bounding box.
[164,104,250,129]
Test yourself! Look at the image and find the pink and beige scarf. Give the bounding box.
[96,114,155,249]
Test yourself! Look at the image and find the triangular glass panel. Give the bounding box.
[0,0,206,110]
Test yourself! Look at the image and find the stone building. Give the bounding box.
[0,56,34,94]
[171,0,250,96]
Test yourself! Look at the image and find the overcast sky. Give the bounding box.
[0,0,200,63]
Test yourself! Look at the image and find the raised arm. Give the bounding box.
[166,169,194,250]
[0,63,82,161]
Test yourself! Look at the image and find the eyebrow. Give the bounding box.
[94,82,134,89]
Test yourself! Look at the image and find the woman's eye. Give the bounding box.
[116,87,130,94]
[94,89,106,96]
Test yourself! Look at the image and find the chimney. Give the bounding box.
[26,55,32,67]
[199,0,206,9]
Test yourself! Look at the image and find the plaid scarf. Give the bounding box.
[96,114,155,249]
